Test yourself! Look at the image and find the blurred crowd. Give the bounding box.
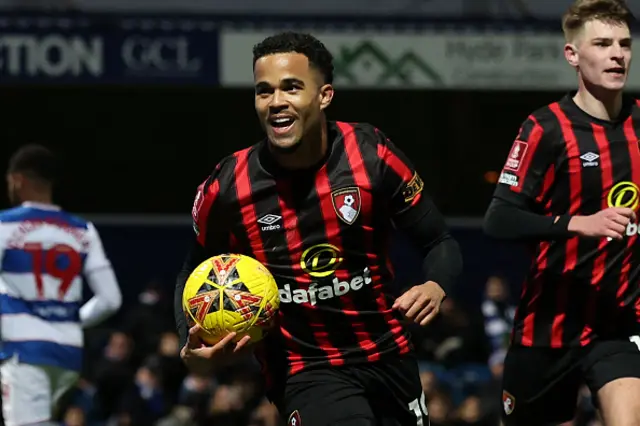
[53,281,278,426]
[46,276,602,426]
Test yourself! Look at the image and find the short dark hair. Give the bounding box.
[252,31,334,84]
[8,144,59,184]
[562,0,634,41]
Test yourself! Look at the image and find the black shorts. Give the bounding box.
[501,336,640,426]
[279,355,428,426]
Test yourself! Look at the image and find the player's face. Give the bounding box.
[254,52,333,151]
[565,19,632,92]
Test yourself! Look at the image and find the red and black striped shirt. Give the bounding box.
[187,121,433,376]
[493,93,640,348]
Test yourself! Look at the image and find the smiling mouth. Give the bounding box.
[269,117,295,135]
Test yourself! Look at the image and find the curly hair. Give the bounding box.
[252,31,334,84]
[8,144,59,184]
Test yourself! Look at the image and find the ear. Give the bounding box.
[7,173,16,185]
[13,173,24,190]
[564,42,580,68]
[319,84,334,111]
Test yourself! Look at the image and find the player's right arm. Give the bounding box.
[175,169,250,373]
[175,172,226,347]
[174,229,210,349]
[483,115,634,241]
[80,223,122,328]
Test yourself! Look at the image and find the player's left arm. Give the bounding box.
[175,171,230,348]
[374,128,463,325]
[176,171,252,375]
[80,222,122,328]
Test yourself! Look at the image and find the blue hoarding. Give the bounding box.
[0,14,219,85]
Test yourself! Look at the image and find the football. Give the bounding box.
[182,254,280,345]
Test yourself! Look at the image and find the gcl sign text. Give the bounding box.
[120,36,202,73]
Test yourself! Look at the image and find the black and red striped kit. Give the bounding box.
[190,121,423,372]
[494,94,640,349]
[178,121,460,424]
[486,94,640,426]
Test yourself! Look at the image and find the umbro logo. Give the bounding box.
[257,214,282,231]
[580,152,599,167]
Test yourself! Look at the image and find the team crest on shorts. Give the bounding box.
[288,410,302,425]
[502,390,515,415]
[332,187,361,225]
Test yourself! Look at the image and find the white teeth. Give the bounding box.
[273,118,292,124]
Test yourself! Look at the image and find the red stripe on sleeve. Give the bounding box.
[510,116,544,194]
[376,140,413,181]
[193,179,220,247]
[375,131,422,207]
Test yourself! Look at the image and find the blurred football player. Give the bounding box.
[0,144,122,425]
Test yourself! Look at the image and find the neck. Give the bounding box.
[271,119,328,170]
[21,191,53,205]
[573,79,623,121]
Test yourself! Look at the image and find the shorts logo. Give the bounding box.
[288,410,302,425]
[332,187,361,225]
[505,140,528,171]
[502,390,515,415]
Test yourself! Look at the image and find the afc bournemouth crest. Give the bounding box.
[331,187,361,225]
[288,410,302,426]
[502,390,515,415]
